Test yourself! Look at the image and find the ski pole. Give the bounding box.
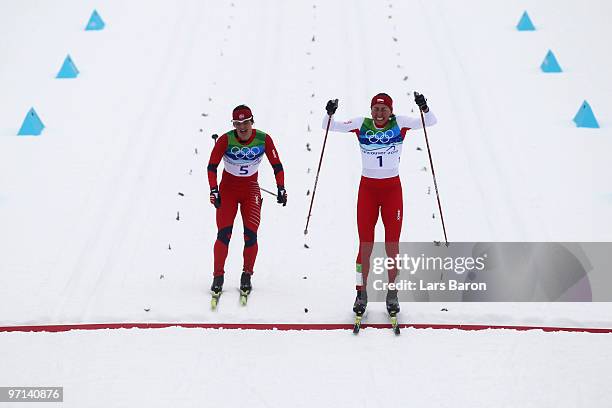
[304,106,334,235]
[260,187,277,197]
[416,92,449,246]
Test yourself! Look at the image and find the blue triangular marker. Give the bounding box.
[517,11,535,31]
[56,54,79,78]
[18,108,45,136]
[85,10,105,31]
[540,50,562,73]
[573,101,600,128]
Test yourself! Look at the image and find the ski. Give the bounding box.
[239,272,252,306]
[385,289,400,335]
[389,312,400,335]
[353,313,363,334]
[211,291,222,310]
[239,289,250,306]
[352,290,367,334]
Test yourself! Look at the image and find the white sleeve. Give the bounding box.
[322,115,365,132]
[395,110,437,130]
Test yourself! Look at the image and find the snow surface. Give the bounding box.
[1,327,612,408]
[1,0,611,406]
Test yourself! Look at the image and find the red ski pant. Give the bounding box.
[355,176,403,290]
[213,177,262,277]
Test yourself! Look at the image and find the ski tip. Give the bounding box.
[353,315,363,335]
[239,289,250,306]
[211,291,222,310]
[389,315,401,335]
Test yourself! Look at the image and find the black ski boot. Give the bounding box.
[386,289,400,315]
[352,290,368,315]
[240,272,252,294]
[239,272,252,306]
[211,275,224,294]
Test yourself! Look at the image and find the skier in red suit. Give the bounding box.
[207,105,287,297]
[323,93,437,315]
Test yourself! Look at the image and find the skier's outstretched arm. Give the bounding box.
[399,92,438,129]
[322,115,366,133]
[395,92,438,130]
[320,98,364,133]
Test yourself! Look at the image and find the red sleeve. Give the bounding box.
[207,134,228,189]
[265,134,285,188]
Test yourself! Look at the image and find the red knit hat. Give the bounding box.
[232,105,253,122]
[371,93,393,111]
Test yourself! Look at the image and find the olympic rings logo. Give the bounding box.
[230,146,261,159]
[365,129,395,144]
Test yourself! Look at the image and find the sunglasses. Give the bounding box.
[232,117,253,124]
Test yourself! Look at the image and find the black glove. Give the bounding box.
[210,187,221,209]
[326,99,339,116]
[277,186,287,206]
[414,92,429,112]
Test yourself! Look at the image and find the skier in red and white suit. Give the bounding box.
[207,105,287,295]
[323,93,437,314]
